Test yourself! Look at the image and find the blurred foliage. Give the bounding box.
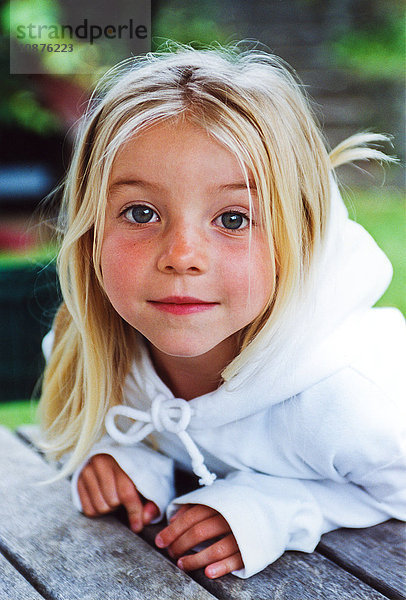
[7,0,61,35]
[1,0,405,134]
[0,0,141,135]
[295,0,404,81]
[152,0,232,50]
[4,0,131,76]
[153,0,405,83]
[1,0,234,135]
[331,2,405,81]
[0,1,63,134]
[0,244,57,268]
[1,87,62,134]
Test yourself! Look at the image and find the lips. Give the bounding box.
[148,296,219,315]
[152,296,213,304]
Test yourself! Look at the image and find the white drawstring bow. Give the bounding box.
[105,394,217,486]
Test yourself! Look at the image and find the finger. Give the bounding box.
[79,463,111,514]
[205,551,244,579]
[77,477,97,517]
[90,455,120,509]
[143,501,160,525]
[169,505,190,523]
[156,505,217,548]
[177,534,240,574]
[169,515,231,559]
[115,468,144,533]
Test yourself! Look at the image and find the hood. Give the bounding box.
[129,177,393,430]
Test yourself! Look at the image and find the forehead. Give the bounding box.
[109,119,254,189]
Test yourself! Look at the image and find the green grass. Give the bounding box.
[342,187,405,315]
[0,400,39,430]
[0,187,404,430]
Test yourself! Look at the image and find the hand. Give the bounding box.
[155,504,244,579]
[77,454,159,532]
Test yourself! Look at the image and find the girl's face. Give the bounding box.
[101,119,274,360]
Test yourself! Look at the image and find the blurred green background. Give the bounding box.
[0,0,405,428]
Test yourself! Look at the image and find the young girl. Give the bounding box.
[39,43,406,580]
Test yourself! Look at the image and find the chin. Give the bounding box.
[147,335,218,359]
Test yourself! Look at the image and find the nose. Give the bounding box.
[156,224,209,275]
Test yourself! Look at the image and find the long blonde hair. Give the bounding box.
[38,42,394,477]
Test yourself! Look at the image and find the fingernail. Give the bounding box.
[206,566,217,578]
[177,559,184,570]
[155,534,165,548]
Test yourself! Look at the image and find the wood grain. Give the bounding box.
[319,520,406,600]
[0,553,45,600]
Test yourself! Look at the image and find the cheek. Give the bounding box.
[100,235,148,302]
[218,239,274,314]
[255,244,275,301]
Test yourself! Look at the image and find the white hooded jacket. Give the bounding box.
[60,180,406,579]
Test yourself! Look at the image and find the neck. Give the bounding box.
[146,336,238,400]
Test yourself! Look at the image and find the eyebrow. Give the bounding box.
[215,182,257,192]
[109,178,257,193]
[109,179,161,193]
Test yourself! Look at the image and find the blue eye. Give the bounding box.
[125,205,159,224]
[217,211,249,230]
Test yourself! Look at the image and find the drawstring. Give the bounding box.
[105,394,217,486]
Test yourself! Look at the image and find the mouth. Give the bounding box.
[148,296,219,315]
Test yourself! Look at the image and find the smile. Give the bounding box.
[148,296,219,315]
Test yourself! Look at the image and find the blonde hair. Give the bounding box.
[38,42,394,477]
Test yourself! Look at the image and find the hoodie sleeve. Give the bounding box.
[70,437,176,523]
[166,368,406,579]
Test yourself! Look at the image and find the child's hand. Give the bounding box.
[155,504,243,579]
[77,454,159,532]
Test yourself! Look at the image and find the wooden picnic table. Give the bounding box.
[0,424,404,600]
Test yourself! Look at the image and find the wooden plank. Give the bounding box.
[0,427,216,600]
[0,553,45,600]
[318,521,406,600]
